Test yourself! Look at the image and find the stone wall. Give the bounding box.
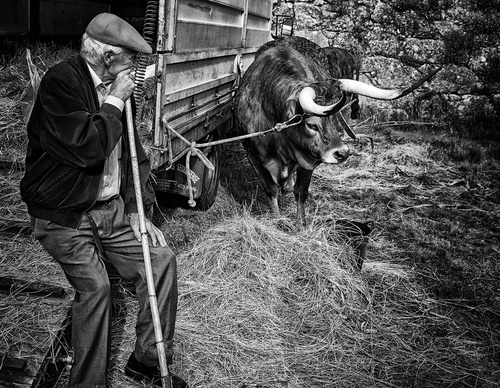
[272,0,500,127]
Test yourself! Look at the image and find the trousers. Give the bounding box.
[32,197,178,388]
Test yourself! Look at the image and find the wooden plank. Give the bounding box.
[161,55,235,95]
[161,47,257,64]
[32,312,71,388]
[175,21,242,51]
[245,28,272,48]
[0,221,32,236]
[0,375,32,388]
[170,98,233,137]
[177,0,242,26]
[0,0,28,34]
[0,355,27,372]
[165,73,235,104]
[163,82,233,129]
[164,0,176,52]
[0,359,38,385]
[39,0,109,35]
[248,0,272,19]
[208,0,243,11]
[0,298,71,388]
[247,12,272,31]
[0,276,67,298]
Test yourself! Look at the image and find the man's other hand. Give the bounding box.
[128,213,167,248]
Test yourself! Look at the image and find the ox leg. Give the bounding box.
[246,153,281,215]
[294,168,314,225]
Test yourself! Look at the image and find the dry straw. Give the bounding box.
[0,233,72,377]
[0,171,28,224]
[104,208,495,388]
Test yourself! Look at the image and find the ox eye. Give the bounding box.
[308,124,319,132]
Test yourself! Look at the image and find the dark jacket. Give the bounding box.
[20,54,155,228]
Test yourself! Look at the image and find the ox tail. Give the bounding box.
[338,67,441,100]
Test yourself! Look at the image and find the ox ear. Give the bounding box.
[285,97,303,120]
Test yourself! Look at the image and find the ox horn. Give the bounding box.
[338,67,441,100]
[298,87,347,116]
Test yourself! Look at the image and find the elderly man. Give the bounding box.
[20,13,187,388]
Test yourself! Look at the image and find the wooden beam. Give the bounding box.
[0,355,27,372]
[0,277,67,298]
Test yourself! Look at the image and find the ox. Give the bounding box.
[234,37,438,224]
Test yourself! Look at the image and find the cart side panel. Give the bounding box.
[245,12,272,49]
[248,0,273,19]
[151,0,272,170]
[175,24,242,52]
[174,0,244,52]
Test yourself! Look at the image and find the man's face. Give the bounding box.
[104,49,138,80]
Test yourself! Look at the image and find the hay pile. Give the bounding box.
[175,212,367,388]
[101,209,491,388]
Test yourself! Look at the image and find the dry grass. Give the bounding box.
[0,233,72,379]
[0,96,26,162]
[0,170,28,224]
[0,43,75,163]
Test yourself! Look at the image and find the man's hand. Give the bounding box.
[109,69,135,102]
[128,213,167,248]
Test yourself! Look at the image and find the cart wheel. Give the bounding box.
[154,133,221,211]
[193,135,220,211]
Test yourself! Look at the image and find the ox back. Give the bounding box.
[321,46,359,80]
[255,36,331,69]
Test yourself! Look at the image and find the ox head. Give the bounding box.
[285,80,350,165]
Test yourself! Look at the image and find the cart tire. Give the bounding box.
[154,133,221,211]
[193,138,220,211]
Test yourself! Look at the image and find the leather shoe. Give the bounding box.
[125,353,188,388]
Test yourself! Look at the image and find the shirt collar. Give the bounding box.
[87,63,104,88]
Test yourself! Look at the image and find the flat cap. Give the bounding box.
[86,13,152,54]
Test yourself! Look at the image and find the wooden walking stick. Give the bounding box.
[125,98,173,388]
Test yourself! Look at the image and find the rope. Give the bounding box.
[152,113,304,167]
[156,113,303,152]
[152,113,303,207]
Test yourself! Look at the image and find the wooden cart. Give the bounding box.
[140,0,273,210]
